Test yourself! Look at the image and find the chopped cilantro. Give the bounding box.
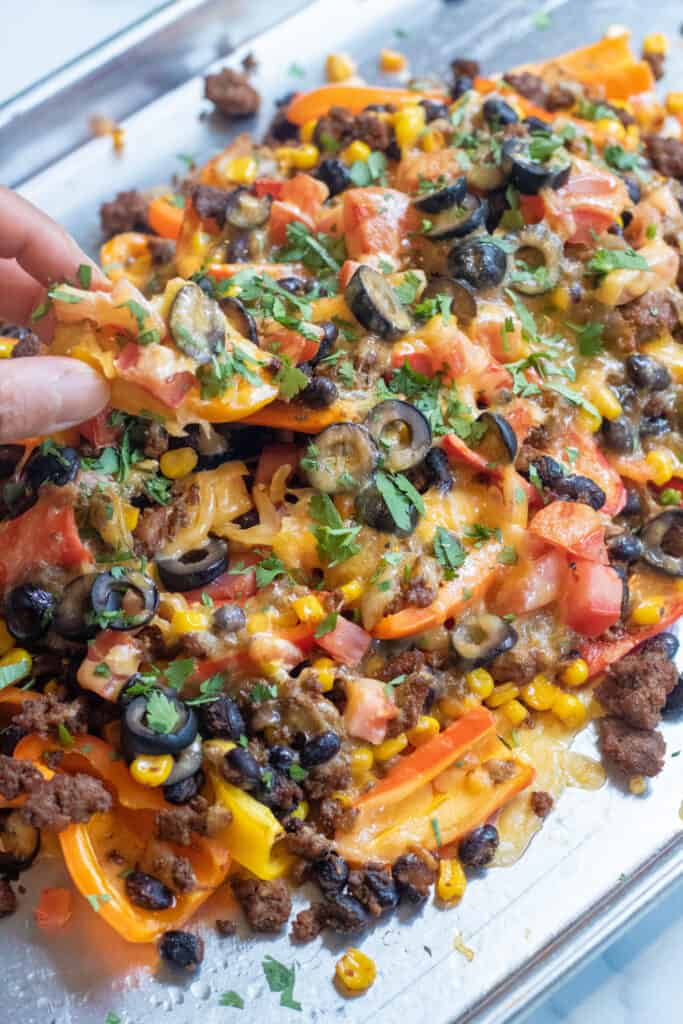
[331,315,358,342]
[603,143,639,172]
[262,956,301,1012]
[275,357,309,400]
[274,220,344,274]
[77,264,92,289]
[164,658,195,690]
[465,523,502,546]
[659,488,682,506]
[337,360,355,387]
[309,493,361,566]
[144,475,173,505]
[645,223,657,240]
[255,555,292,587]
[250,682,278,702]
[219,991,244,1009]
[288,62,305,78]
[587,248,650,276]
[86,893,112,913]
[314,611,339,637]
[58,723,74,748]
[145,690,179,734]
[430,817,442,847]
[528,134,565,162]
[375,470,424,532]
[394,270,422,305]
[288,763,308,781]
[94,663,111,678]
[498,545,518,565]
[433,526,466,579]
[567,320,604,357]
[348,150,387,187]
[185,673,225,706]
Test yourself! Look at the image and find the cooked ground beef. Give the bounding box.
[595,652,677,730]
[140,420,169,459]
[134,485,195,556]
[290,905,323,942]
[503,71,574,111]
[283,819,332,860]
[392,852,436,904]
[313,106,355,150]
[10,331,41,358]
[318,797,358,837]
[204,68,260,118]
[21,773,112,831]
[530,790,554,818]
[643,51,666,81]
[190,184,232,226]
[136,624,172,661]
[645,136,683,180]
[149,851,197,893]
[154,797,231,846]
[451,57,481,79]
[354,111,395,152]
[599,716,666,777]
[0,879,17,918]
[377,649,426,681]
[147,237,176,266]
[490,646,551,684]
[262,101,299,146]
[215,917,237,937]
[347,863,398,917]
[0,756,42,800]
[12,693,87,740]
[385,672,433,739]
[485,758,518,783]
[616,290,680,349]
[100,189,149,239]
[302,753,351,801]
[232,876,291,932]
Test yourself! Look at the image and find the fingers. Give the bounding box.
[0,358,110,442]
[0,187,109,294]
[0,259,50,339]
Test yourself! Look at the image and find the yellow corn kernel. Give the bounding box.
[551,285,571,312]
[393,104,426,150]
[562,658,589,687]
[335,948,376,993]
[438,695,467,719]
[293,594,326,624]
[380,48,407,72]
[520,674,558,711]
[666,92,683,116]
[407,715,440,746]
[331,790,354,809]
[466,668,495,700]
[436,858,467,902]
[262,661,288,683]
[123,504,140,531]
[465,768,492,795]
[0,619,15,658]
[313,656,336,692]
[290,799,309,820]
[502,698,528,726]
[595,117,626,143]
[291,144,320,170]
[339,579,363,604]
[643,31,668,56]
[0,647,32,681]
[159,446,198,480]
[374,733,408,761]
[300,118,318,144]
[130,754,174,787]
[0,339,16,358]
[226,155,258,185]
[629,775,647,795]
[590,384,622,421]
[171,609,209,634]
[326,52,356,83]
[485,682,519,709]
[630,597,663,627]
[420,128,445,153]
[552,692,587,729]
[577,408,602,433]
[642,334,683,383]
[274,146,297,167]
[645,449,677,486]
[342,139,372,164]
[350,745,374,777]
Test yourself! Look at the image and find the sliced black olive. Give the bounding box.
[159,929,204,971]
[276,276,310,296]
[407,446,454,494]
[472,412,517,465]
[459,823,499,867]
[664,675,683,718]
[424,193,487,241]
[312,853,349,896]
[300,731,341,767]
[483,97,519,128]
[413,176,467,214]
[269,745,298,771]
[450,612,518,668]
[219,295,258,343]
[212,604,246,634]
[315,158,352,197]
[126,871,175,911]
[345,265,412,339]
[626,353,671,391]
[0,810,40,873]
[422,275,477,325]
[392,852,433,905]
[200,694,245,740]
[601,416,635,454]
[122,691,198,759]
[420,98,450,122]
[299,377,339,408]
[621,486,642,520]
[165,736,203,785]
[53,574,98,640]
[305,422,378,493]
[641,509,683,576]
[508,223,563,294]
[355,865,399,912]
[364,400,431,472]
[225,187,271,229]
[636,631,679,660]
[553,474,606,510]
[169,282,226,364]
[447,238,507,290]
[24,444,79,489]
[314,320,339,363]
[5,585,54,643]
[156,537,228,592]
[355,479,419,536]
[0,446,24,481]
[607,532,643,564]
[502,137,571,194]
[90,570,158,630]
[526,456,563,487]
[163,769,205,804]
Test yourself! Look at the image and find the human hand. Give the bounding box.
[0,186,111,442]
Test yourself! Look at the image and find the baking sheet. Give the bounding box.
[8,1,683,1021]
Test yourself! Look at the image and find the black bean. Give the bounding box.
[639,415,670,438]
[312,853,349,896]
[200,695,246,740]
[361,866,399,912]
[233,508,259,529]
[268,745,298,771]
[420,99,450,122]
[483,97,519,128]
[125,871,175,911]
[553,474,606,510]
[159,930,204,971]
[299,377,339,408]
[529,455,563,487]
[163,769,205,805]
[225,747,262,788]
[601,416,635,454]
[626,353,671,391]
[300,731,342,767]
[607,532,644,564]
[636,631,679,661]
[321,892,369,934]
[459,824,499,867]
[621,487,642,519]
[663,675,683,717]
[212,604,246,634]
[424,447,453,493]
[315,158,352,197]
[523,115,551,133]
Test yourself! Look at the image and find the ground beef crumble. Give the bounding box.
[154,797,231,846]
[204,68,260,118]
[595,652,677,730]
[0,879,17,918]
[148,851,197,893]
[599,717,666,777]
[645,136,683,180]
[12,694,87,740]
[0,755,42,800]
[99,189,149,239]
[530,791,554,818]
[283,819,333,860]
[232,876,291,932]
[21,774,112,832]
[503,70,574,111]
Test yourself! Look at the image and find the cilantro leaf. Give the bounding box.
[587,248,650,276]
[275,221,343,274]
[433,526,466,579]
[262,956,301,1012]
[567,320,604,357]
[219,991,244,1009]
[603,144,639,172]
[77,264,92,289]
[250,682,278,702]
[255,555,292,587]
[145,690,180,734]
[394,270,422,306]
[348,151,387,187]
[164,658,195,690]
[185,673,225,706]
[309,493,361,566]
[375,470,423,531]
[275,357,309,400]
[498,544,518,565]
[314,611,339,637]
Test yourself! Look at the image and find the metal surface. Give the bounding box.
[7,0,683,1021]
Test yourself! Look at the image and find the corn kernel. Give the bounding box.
[0,619,15,658]
[552,692,587,729]
[130,753,174,787]
[630,597,663,626]
[645,449,677,486]
[591,384,622,421]
[562,658,589,687]
[595,117,626,143]
[379,48,407,72]
[420,128,445,153]
[520,675,558,711]
[438,695,467,719]
[577,408,602,433]
[666,92,683,116]
[350,746,374,777]
[436,858,467,902]
[373,733,408,761]
[335,948,376,992]
[466,668,494,700]
[326,52,356,82]
[262,661,288,683]
[624,123,640,148]
[485,682,520,709]
[407,715,440,746]
[300,118,318,143]
[290,800,309,820]
[551,285,571,312]
[0,339,16,358]
[313,656,336,692]
[226,155,258,185]
[292,594,326,624]
[629,775,647,795]
[123,504,140,531]
[643,32,668,56]
[342,139,372,164]
[642,334,683,383]
[502,698,528,726]
[339,579,363,604]
[159,447,198,479]
[291,144,320,170]
[171,609,209,634]
[465,767,492,795]
[393,104,426,150]
[331,790,354,808]
[0,647,32,682]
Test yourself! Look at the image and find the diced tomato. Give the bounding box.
[529,500,606,562]
[269,174,329,245]
[391,340,433,377]
[442,433,489,473]
[503,397,544,445]
[184,567,258,605]
[344,678,398,744]
[394,148,462,193]
[541,158,630,244]
[519,194,544,224]
[493,548,566,615]
[342,187,412,260]
[78,408,120,449]
[316,615,372,666]
[472,303,525,362]
[580,599,683,677]
[560,559,623,637]
[0,494,92,592]
[34,887,73,930]
[255,444,300,486]
[261,322,321,364]
[253,179,285,199]
[115,343,195,409]
[269,202,316,245]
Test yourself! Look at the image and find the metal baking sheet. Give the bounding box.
[8,1,683,1021]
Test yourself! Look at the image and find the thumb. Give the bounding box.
[0,357,111,442]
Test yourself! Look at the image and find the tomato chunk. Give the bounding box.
[529,500,606,562]
[0,494,92,592]
[560,560,623,637]
[316,615,372,666]
[344,678,397,744]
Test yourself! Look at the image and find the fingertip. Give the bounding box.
[0,357,111,442]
